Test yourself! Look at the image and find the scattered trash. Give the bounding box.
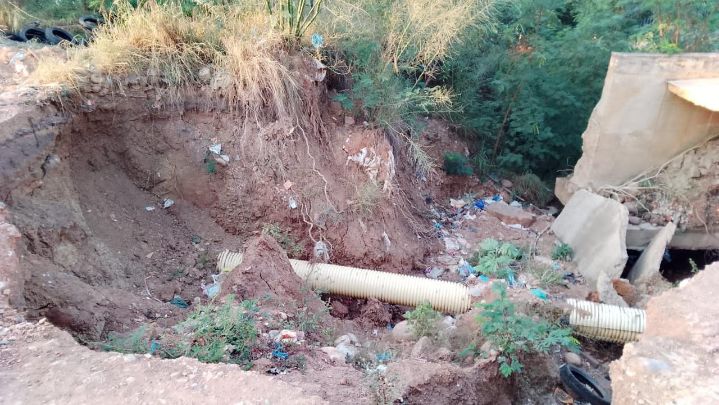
[144,206,155,211]
[201,273,222,298]
[478,275,490,283]
[509,200,522,208]
[272,343,289,360]
[443,237,460,251]
[530,288,549,300]
[458,260,473,277]
[288,196,298,209]
[311,33,324,49]
[208,144,222,154]
[474,199,485,210]
[375,351,392,363]
[274,329,302,344]
[162,198,175,209]
[149,340,161,354]
[313,240,330,262]
[426,267,445,279]
[450,198,468,209]
[492,194,502,202]
[170,295,189,308]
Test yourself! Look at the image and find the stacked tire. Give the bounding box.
[3,15,102,45]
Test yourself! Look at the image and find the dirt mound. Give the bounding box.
[219,235,322,311]
[0,320,325,404]
[389,358,512,404]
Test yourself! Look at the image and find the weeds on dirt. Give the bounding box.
[551,243,573,262]
[98,295,259,367]
[354,181,381,217]
[443,151,473,176]
[469,238,522,279]
[512,173,552,206]
[527,264,564,289]
[367,369,400,405]
[476,283,578,377]
[285,289,334,345]
[262,223,304,258]
[404,302,441,339]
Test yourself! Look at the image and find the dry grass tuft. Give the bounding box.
[30,1,302,121]
[0,1,24,33]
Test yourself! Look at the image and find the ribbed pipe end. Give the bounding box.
[567,299,646,343]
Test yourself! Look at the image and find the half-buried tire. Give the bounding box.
[559,364,611,405]
[45,27,75,45]
[79,15,104,30]
[19,26,47,43]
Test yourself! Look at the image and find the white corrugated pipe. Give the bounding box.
[217,250,471,314]
[567,298,646,343]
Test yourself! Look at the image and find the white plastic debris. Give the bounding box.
[162,198,175,209]
[145,206,155,211]
[208,144,222,154]
[201,273,222,298]
[509,200,522,208]
[313,240,330,262]
[220,154,230,163]
[288,196,298,209]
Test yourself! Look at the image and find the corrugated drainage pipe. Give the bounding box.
[217,250,471,314]
[567,299,646,343]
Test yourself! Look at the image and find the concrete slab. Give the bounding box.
[668,78,719,112]
[628,222,677,286]
[484,201,535,227]
[551,190,628,289]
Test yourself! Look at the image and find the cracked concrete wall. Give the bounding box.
[557,52,719,203]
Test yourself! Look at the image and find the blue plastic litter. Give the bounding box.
[530,288,549,300]
[663,249,672,263]
[433,222,442,229]
[272,343,289,360]
[478,275,490,283]
[311,33,324,49]
[492,194,502,202]
[149,340,161,354]
[507,271,516,287]
[170,295,189,309]
[375,352,392,363]
[458,262,473,277]
[474,199,485,210]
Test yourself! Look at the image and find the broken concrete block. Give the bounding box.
[628,222,677,286]
[551,190,628,288]
[485,201,535,227]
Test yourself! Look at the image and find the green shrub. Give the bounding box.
[443,152,473,176]
[528,264,564,289]
[551,243,573,262]
[262,223,303,258]
[404,302,441,339]
[512,173,552,206]
[469,239,522,278]
[99,296,258,366]
[477,283,578,377]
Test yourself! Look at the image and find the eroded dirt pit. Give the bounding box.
[0,43,623,404]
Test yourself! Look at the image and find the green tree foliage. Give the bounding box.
[444,0,718,179]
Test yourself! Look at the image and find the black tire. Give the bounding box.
[4,33,26,42]
[79,15,104,30]
[19,26,47,43]
[44,27,75,45]
[559,364,611,405]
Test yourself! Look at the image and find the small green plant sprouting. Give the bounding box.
[102,325,151,354]
[99,295,259,367]
[175,295,258,365]
[689,258,700,274]
[404,302,441,339]
[551,243,574,262]
[528,264,564,289]
[262,223,304,258]
[443,151,473,176]
[469,239,522,278]
[477,283,578,377]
